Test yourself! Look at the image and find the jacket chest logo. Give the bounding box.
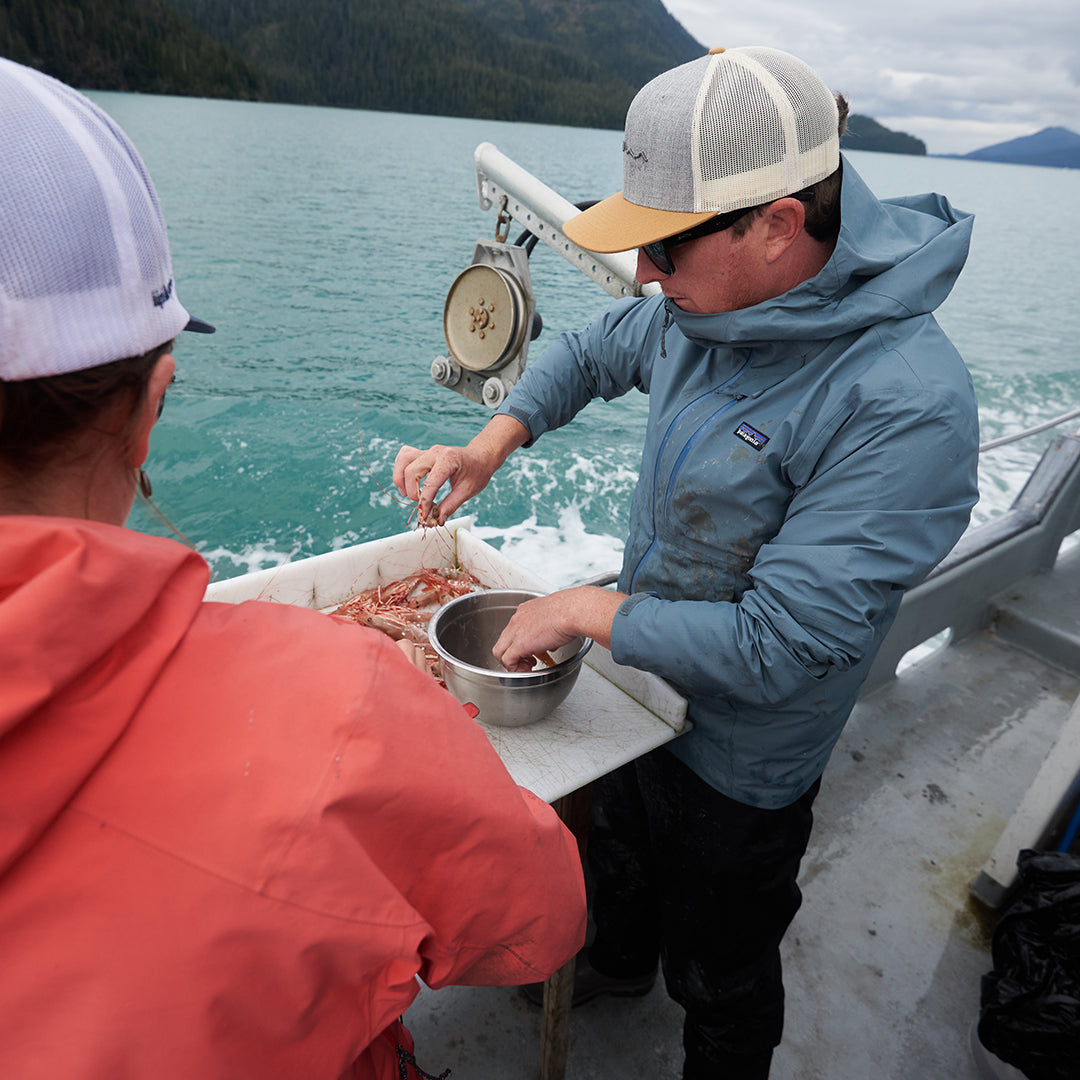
[734,423,769,451]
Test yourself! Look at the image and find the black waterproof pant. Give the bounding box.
[586,747,820,1080]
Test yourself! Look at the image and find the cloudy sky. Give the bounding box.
[662,0,1079,155]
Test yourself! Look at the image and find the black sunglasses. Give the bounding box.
[641,191,814,276]
[640,206,757,276]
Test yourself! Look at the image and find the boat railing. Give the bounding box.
[862,425,1080,694]
[978,406,1080,452]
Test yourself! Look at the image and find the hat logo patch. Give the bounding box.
[623,141,648,164]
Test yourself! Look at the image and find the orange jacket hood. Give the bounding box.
[0,517,209,875]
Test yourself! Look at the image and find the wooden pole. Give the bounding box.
[539,783,592,1080]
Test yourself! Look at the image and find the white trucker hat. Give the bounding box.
[0,58,213,382]
[564,46,840,253]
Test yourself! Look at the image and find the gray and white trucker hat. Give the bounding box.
[0,58,213,382]
[564,46,840,253]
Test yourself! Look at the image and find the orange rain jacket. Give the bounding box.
[0,517,586,1080]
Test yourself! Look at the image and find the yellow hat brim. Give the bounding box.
[561,191,719,254]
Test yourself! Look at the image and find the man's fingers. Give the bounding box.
[392,443,488,523]
[416,467,446,517]
[400,452,442,506]
[492,598,556,671]
[493,639,532,672]
[430,478,473,523]
[392,445,427,499]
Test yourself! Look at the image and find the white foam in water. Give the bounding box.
[474,504,624,589]
[199,541,304,577]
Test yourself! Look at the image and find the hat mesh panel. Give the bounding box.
[63,86,169,287]
[700,63,786,183]
[751,49,837,158]
[0,84,121,302]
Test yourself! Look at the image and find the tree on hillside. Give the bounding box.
[0,0,266,98]
[842,114,926,156]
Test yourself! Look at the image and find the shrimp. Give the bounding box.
[331,568,482,681]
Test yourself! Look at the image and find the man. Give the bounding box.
[395,46,979,1078]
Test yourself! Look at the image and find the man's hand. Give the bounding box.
[392,415,530,525]
[393,443,491,526]
[492,586,626,672]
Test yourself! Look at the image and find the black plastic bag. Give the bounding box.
[978,849,1080,1080]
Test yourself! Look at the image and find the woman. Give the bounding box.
[0,59,585,1080]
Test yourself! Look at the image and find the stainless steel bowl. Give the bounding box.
[427,589,592,727]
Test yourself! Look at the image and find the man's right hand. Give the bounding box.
[392,414,530,526]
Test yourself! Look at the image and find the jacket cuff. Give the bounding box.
[496,402,546,448]
[610,592,658,666]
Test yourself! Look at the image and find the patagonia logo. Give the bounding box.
[152,279,174,308]
[734,423,769,450]
[622,141,648,163]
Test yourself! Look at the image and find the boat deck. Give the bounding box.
[403,540,1080,1080]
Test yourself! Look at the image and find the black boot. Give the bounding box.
[521,952,657,1007]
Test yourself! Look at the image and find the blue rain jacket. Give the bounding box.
[498,158,979,808]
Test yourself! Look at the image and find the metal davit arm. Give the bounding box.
[473,142,658,301]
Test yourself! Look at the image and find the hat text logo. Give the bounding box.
[152,279,174,308]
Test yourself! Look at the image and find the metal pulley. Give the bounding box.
[443,262,529,373]
[432,238,539,407]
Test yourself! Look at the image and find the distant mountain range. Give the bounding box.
[3,0,1067,167]
[947,127,1080,169]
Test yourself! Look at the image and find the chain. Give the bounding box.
[494,195,512,243]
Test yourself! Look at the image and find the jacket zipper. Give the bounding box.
[627,354,752,593]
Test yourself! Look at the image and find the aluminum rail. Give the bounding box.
[979,407,1080,452]
[474,141,661,301]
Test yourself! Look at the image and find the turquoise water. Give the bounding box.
[90,92,1080,587]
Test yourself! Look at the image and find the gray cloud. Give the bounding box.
[663,0,1079,154]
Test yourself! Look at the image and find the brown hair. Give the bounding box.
[0,341,173,479]
[731,92,850,244]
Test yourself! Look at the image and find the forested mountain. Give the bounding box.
[0,0,925,153]
[158,0,666,128]
[0,0,266,99]
[454,0,702,90]
[841,114,926,156]
[962,127,1080,169]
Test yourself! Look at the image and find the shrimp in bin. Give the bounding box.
[331,568,481,681]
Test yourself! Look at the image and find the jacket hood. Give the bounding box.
[670,156,974,351]
[0,517,208,874]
